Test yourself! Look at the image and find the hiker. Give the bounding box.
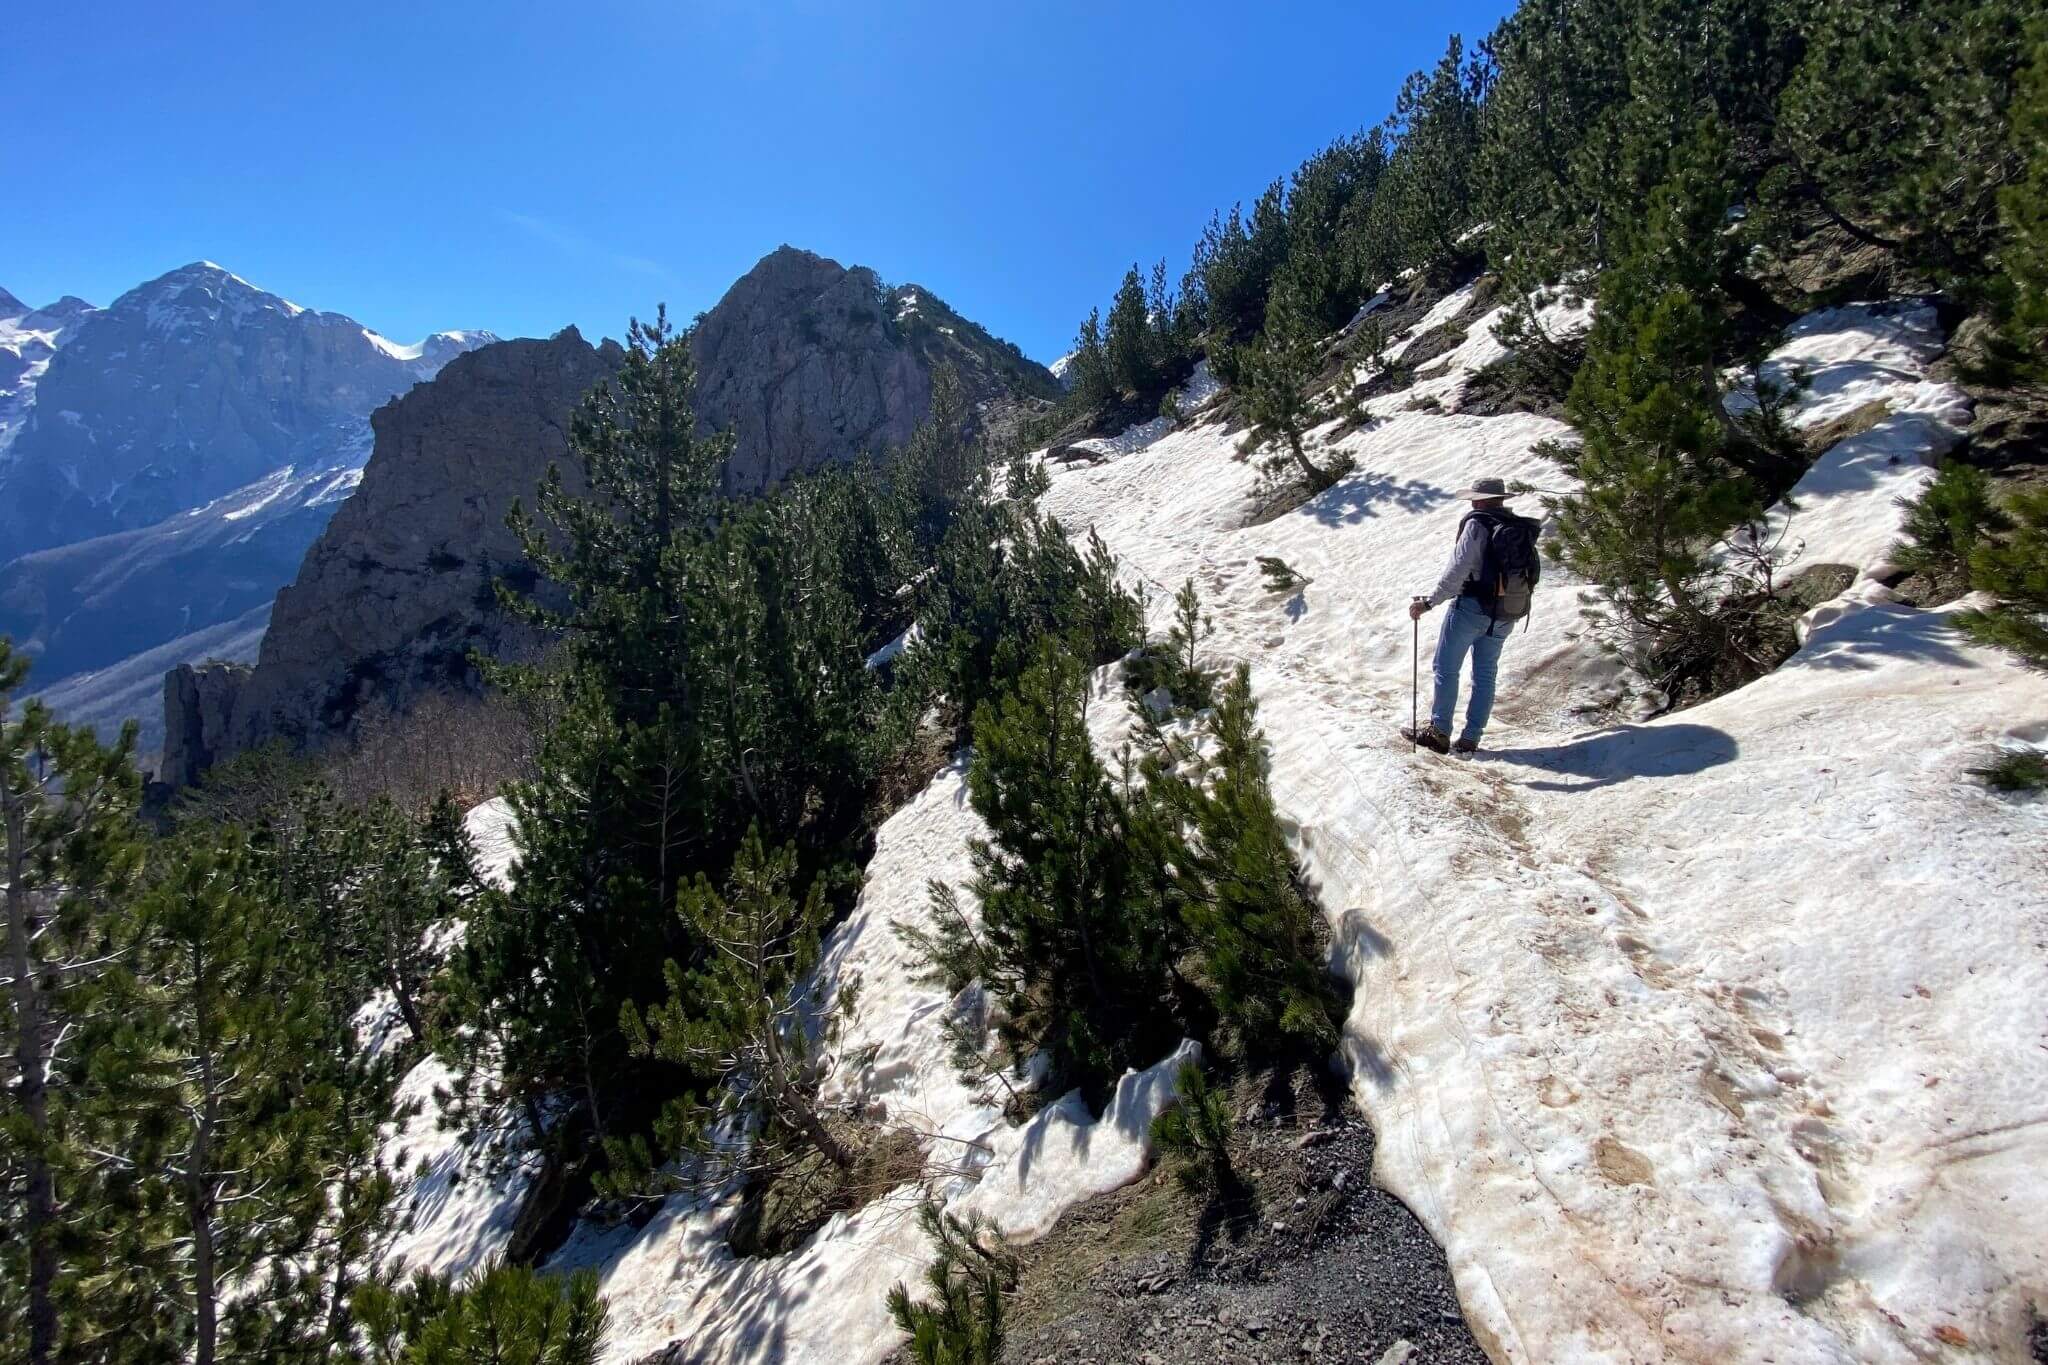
[1400,477,1542,755]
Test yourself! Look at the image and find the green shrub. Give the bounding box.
[886,1199,1017,1365]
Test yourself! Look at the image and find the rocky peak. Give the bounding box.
[0,285,27,319]
[21,296,97,329]
[181,326,624,760]
[692,246,1056,492]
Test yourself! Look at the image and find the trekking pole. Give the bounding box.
[1410,609,1418,752]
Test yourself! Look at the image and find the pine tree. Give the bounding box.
[1146,666,1344,1058]
[461,304,887,1173]
[1476,0,1633,279]
[608,826,852,1195]
[1148,1063,1236,1194]
[1192,183,1291,353]
[1280,132,1386,333]
[1164,579,1214,711]
[354,1261,608,1365]
[910,645,1185,1104]
[1104,265,1154,399]
[1370,36,1488,282]
[1773,0,2030,285]
[1958,489,2048,667]
[1894,462,2011,590]
[488,310,739,1124]
[0,642,143,1365]
[906,478,1142,725]
[1062,308,1112,414]
[93,828,334,1365]
[1542,119,1763,682]
[885,1198,1017,1365]
[1239,273,1340,491]
[887,364,986,566]
[1992,16,2048,385]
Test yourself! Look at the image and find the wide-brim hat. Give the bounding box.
[1452,477,1515,500]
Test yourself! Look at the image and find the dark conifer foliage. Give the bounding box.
[918,643,1188,1106]
[0,643,143,1365]
[354,1261,609,1365]
[885,1199,1018,1365]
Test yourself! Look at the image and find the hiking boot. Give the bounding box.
[1453,735,1480,754]
[1401,723,1450,754]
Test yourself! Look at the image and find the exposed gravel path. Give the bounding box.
[995,1069,1488,1365]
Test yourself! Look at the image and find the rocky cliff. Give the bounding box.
[166,326,624,761]
[160,248,1052,781]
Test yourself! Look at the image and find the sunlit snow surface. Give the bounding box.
[397,298,2046,1362]
[1032,301,2047,1362]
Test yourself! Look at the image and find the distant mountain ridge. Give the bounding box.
[0,261,492,558]
[0,290,98,466]
[0,263,490,757]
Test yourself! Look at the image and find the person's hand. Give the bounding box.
[1408,597,1429,621]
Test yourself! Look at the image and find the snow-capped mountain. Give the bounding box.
[0,263,491,753]
[0,290,97,465]
[0,262,492,558]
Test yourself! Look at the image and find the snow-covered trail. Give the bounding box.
[387,301,2045,1365]
[1036,305,2048,1362]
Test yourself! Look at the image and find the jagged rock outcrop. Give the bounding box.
[161,247,1055,781]
[160,659,253,789]
[696,246,1057,492]
[0,261,490,558]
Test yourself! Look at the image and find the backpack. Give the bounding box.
[1458,509,1542,624]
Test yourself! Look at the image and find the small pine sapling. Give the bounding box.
[1149,1063,1236,1194]
[1256,556,1312,594]
[1968,750,2048,792]
[1894,463,2011,592]
[1165,578,1215,711]
[1958,487,2048,667]
[885,1198,1018,1365]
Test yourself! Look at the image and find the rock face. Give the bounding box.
[696,246,1058,492]
[194,327,624,756]
[160,247,1055,781]
[160,660,253,789]
[0,261,491,558]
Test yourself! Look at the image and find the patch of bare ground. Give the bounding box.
[984,1063,1486,1365]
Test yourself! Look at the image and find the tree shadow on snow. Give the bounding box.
[1309,471,1454,526]
[1485,722,1738,793]
[1793,601,1977,672]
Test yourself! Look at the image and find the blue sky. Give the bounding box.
[8,1,1515,363]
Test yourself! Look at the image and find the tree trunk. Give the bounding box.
[189,1120,218,1365]
[790,1094,854,1172]
[388,964,426,1046]
[1288,431,1334,490]
[4,788,57,1365]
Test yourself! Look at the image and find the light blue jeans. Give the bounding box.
[1431,596,1514,743]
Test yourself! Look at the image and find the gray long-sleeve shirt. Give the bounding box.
[1426,517,1487,607]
